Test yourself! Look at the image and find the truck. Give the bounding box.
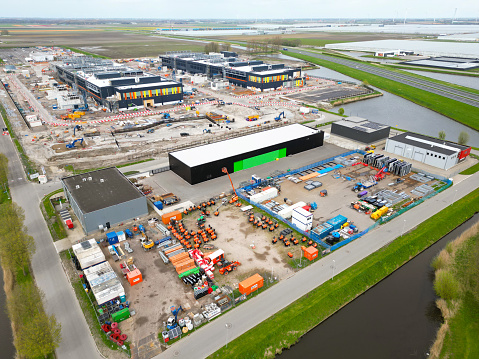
[352,181,376,192]
[159,193,180,206]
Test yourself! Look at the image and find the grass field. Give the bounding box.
[41,189,67,241]
[283,51,479,131]
[209,187,479,359]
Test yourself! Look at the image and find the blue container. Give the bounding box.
[154,201,163,210]
[326,215,348,230]
[311,223,333,241]
[138,224,145,233]
[106,231,119,245]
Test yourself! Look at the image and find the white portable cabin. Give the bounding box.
[278,201,306,219]
[249,187,278,204]
[292,207,313,231]
[72,239,106,270]
[83,261,125,305]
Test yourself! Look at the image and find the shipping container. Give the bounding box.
[326,215,348,230]
[106,232,119,245]
[111,308,130,323]
[127,269,143,286]
[239,273,264,295]
[311,223,333,241]
[162,210,182,224]
[303,246,319,261]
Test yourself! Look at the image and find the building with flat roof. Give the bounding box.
[54,56,183,111]
[160,51,305,91]
[331,117,390,143]
[61,167,148,234]
[385,132,471,170]
[169,124,323,184]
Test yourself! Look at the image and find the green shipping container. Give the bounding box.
[111,308,130,323]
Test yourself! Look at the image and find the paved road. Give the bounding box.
[288,48,479,108]
[0,109,101,359]
[154,172,479,359]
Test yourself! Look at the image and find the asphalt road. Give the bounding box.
[0,110,102,358]
[288,48,479,108]
[154,172,479,359]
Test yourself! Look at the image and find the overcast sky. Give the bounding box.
[2,0,479,20]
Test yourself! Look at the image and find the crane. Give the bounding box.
[222,167,238,202]
[374,166,388,181]
[274,111,285,121]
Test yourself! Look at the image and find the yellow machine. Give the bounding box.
[371,206,389,220]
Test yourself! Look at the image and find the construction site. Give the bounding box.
[1,46,475,359]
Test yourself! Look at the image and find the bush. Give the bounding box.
[434,269,461,300]
[432,250,451,271]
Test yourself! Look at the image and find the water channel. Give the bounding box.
[278,214,479,359]
[0,267,15,359]
[303,67,479,146]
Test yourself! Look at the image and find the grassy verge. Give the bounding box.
[283,51,479,131]
[429,223,479,359]
[40,189,67,241]
[386,63,479,78]
[209,187,479,358]
[459,161,479,175]
[63,46,110,59]
[64,158,154,175]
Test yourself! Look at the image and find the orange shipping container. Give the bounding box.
[127,269,143,286]
[239,273,264,295]
[303,246,318,261]
[162,210,182,225]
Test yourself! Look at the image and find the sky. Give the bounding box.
[1,0,479,20]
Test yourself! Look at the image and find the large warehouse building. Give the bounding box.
[160,51,305,91]
[385,132,471,170]
[169,124,323,184]
[330,117,390,143]
[62,167,148,234]
[55,56,183,111]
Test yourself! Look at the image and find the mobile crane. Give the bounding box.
[222,167,238,203]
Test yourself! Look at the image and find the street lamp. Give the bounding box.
[225,323,232,348]
[453,189,458,203]
[331,259,335,280]
[402,219,406,236]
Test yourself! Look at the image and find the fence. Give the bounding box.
[150,166,170,175]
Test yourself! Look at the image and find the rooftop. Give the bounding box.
[115,81,179,91]
[62,167,145,214]
[170,124,319,167]
[334,116,390,133]
[388,132,470,156]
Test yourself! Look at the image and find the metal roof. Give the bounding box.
[170,124,319,167]
[387,132,469,156]
[61,167,145,214]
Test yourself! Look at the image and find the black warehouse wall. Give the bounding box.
[169,130,324,184]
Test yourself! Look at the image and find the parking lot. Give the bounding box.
[285,86,372,104]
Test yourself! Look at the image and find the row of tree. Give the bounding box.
[0,153,61,358]
[246,36,302,54]
[438,130,470,145]
[204,42,231,54]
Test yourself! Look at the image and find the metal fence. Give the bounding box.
[150,166,170,175]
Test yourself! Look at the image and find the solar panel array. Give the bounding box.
[361,121,384,130]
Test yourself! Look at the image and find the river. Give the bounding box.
[304,67,479,146]
[278,214,479,359]
[0,267,15,359]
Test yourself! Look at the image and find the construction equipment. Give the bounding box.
[162,113,171,119]
[219,261,241,275]
[246,115,259,121]
[167,306,183,330]
[274,111,285,121]
[66,138,84,149]
[139,225,154,251]
[374,166,388,181]
[222,167,238,202]
[73,125,83,137]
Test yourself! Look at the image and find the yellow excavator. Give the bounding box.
[138,225,154,251]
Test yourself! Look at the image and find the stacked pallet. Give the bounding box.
[169,252,196,275]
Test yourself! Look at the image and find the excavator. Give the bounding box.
[274,111,285,121]
[66,138,84,149]
[218,260,241,275]
[222,167,238,203]
[73,125,83,137]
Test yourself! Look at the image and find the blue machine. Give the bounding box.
[274,111,285,121]
[66,138,84,149]
[167,306,183,330]
[154,201,163,210]
[125,229,133,238]
[310,202,318,211]
[73,125,83,137]
[106,232,119,245]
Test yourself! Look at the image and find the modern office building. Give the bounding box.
[331,117,390,143]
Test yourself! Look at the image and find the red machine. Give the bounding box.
[374,166,387,181]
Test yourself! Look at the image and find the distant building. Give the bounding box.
[61,167,148,234]
[330,117,390,143]
[54,56,183,111]
[160,51,305,92]
[29,51,55,62]
[385,132,471,170]
[3,65,16,73]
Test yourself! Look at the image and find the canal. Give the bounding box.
[278,214,479,359]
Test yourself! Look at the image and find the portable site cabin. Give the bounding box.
[83,261,125,305]
[72,239,106,270]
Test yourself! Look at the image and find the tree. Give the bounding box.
[204,42,220,54]
[338,108,345,116]
[438,130,446,140]
[220,43,231,52]
[0,202,36,275]
[458,131,470,145]
[0,30,9,36]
